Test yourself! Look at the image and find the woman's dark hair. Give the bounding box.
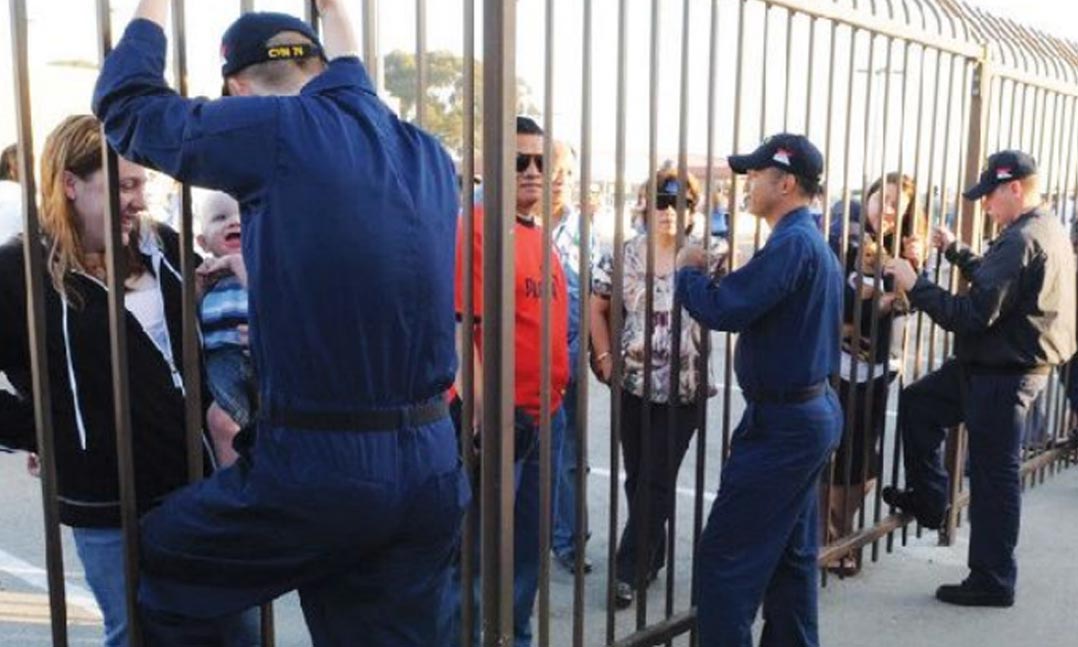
[866,172,924,242]
[0,144,17,182]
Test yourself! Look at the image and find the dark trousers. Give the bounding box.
[899,358,1047,594]
[694,388,842,647]
[615,392,697,585]
[136,415,469,647]
[447,407,565,647]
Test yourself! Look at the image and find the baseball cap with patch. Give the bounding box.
[962,150,1037,200]
[220,12,326,81]
[727,133,823,185]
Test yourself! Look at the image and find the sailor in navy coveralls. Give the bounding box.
[676,134,843,647]
[883,150,1076,608]
[93,2,468,644]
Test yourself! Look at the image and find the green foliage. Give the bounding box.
[384,49,538,156]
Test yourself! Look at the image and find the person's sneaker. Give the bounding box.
[936,580,1014,607]
[553,551,593,575]
[881,486,945,530]
[614,581,634,610]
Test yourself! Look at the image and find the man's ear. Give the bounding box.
[225,76,250,97]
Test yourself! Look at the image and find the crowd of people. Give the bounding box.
[0,1,1076,646]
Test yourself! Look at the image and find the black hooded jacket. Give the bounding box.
[0,225,213,527]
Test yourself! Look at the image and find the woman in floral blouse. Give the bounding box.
[589,168,727,609]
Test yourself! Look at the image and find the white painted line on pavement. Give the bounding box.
[0,548,102,620]
[591,466,717,504]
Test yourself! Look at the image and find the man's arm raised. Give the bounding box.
[134,0,168,27]
[316,0,360,60]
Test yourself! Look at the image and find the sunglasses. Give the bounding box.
[516,153,544,173]
[654,193,694,211]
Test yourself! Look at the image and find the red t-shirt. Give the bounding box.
[455,207,570,418]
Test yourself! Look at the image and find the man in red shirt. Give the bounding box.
[450,116,570,646]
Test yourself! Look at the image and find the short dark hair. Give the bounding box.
[793,174,822,199]
[0,144,17,182]
[516,116,544,136]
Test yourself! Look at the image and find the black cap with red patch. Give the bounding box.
[727,133,824,186]
[962,150,1037,200]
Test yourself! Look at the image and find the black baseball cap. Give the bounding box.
[728,133,824,185]
[962,150,1037,200]
[220,12,325,80]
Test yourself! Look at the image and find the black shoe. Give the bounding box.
[553,551,593,575]
[881,486,945,530]
[936,581,1014,607]
[614,581,634,610]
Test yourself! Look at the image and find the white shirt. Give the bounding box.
[0,180,22,244]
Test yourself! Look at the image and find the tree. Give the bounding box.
[384,50,539,156]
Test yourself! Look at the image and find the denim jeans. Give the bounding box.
[73,527,128,647]
[448,406,565,647]
[552,378,584,558]
[73,527,262,647]
[206,346,256,428]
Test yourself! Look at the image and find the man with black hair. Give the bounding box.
[450,115,569,646]
[676,133,844,647]
[884,150,1076,608]
[93,1,467,644]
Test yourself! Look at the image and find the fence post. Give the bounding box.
[962,46,991,247]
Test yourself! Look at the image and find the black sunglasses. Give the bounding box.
[516,153,544,173]
[654,193,694,211]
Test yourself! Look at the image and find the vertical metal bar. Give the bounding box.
[754,4,772,252]
[721,0,749,471]
[363,0,381,93]
[415,0,426,127]
[95,3,142,644]
[460,0,476,642]
[635,0,661,630]
[537,0,555,644]
[573,2,593,645]
[304,0,317,28]
[481,0,517,643]
[605,0,629,640]
[804,16,818,137]
[10,0,68,643]
[241,0,253,13]
[170,0,203,485]
[664,0,692,634]
[689,3,720,642]
[783,9,794,131]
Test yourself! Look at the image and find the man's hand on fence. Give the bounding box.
[931,225,957,253]
[883,258,918,293]
[676,244,708,272]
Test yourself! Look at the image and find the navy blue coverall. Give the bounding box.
[93,19,469,646]
[899,207,1076,598]
[677,207,843,647]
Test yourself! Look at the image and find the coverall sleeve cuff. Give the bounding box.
[122,18,168,52]
[906,275,936,306]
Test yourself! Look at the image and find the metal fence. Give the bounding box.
[3,0,1077,646]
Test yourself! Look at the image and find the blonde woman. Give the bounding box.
[0,115,255,646]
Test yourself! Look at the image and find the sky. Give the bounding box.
[1,0,1075,187]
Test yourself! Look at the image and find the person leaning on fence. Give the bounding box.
[676,133,843,647]
[549,140,599,576]
[0,114,259,647]
[448,115,570,647]
[823,172,926,576]
[92,1,469,644]
[883,150,1077,607]
[194,190,255,467]
[590,168,728,610]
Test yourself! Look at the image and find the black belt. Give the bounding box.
[263,398,449,431]
[744,381,827,405]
